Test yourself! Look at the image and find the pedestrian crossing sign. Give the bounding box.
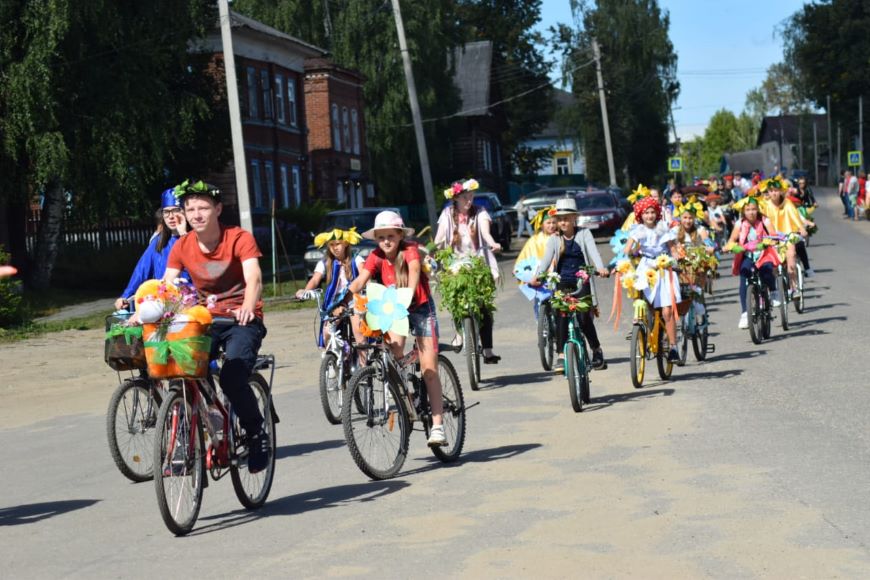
[848,151,862,167]
[668,157,683,172]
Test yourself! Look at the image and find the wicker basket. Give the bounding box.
[104,314,146,371]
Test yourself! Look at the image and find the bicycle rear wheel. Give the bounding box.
[761,289,772,339]
[794,263,805,314]
[153,387,205,536]
[630,325,646,389]
[430,355,466,462]
[537,304,555,371]
[230,373,276,509]
[319,352,342,425]
[107,378,160,482]
[692,309,709,361]
[778,272,789,331]
[342,366,410,480]
[462,317,480,391]
[656,327,674,380]
[748,285,763,344]
[677,314,689,366]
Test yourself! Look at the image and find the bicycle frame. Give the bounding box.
[633,300,665,358]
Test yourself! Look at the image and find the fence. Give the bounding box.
[25,208,154,254]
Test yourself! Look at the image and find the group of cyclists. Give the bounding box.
[107,171,818,533]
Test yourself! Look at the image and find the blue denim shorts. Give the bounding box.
[408,301,439,338]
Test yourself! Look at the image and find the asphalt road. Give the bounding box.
[2,188,869,578]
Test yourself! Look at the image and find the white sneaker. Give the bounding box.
[451,334,463,349]
[805,268,814,278]
[771,291,782,307]
[427,425,447,447]
[738,312,749,329]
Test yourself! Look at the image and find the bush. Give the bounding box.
[0,246,26,327]
[276,200,337,236]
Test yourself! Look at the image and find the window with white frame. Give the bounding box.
[250,160,263,208]
[342,107,351,153]
[336,180,345,204]
[264,161,275,206]
[246,66,258,119]
[332,104,341,152]
[483,139,493,171]
[351,108,360,155]
[292,166,302,206]
[260,70,272,120]
[280,164,290,207]
[287,78,298,127]
[274,74,285,124]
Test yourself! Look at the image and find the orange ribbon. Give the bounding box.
[609,272,623,331]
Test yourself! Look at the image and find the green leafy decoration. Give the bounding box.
[432,247,496,323]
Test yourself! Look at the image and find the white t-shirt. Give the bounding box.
[315,255,365,289]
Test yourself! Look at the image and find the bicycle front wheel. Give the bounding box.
[748,285,763,345]
[319,352,342,425]
[656,327,674,380]
[537,304,555,371]
[677,314,689,366]
[230,373,276,509]
[107,378,160,482]
[430,355,466,462]
[462,317,480,391]
[630,325,646,389]
[153,387,205,536]
[794,263,805,314]
[342,366,410,480]
[566,342,588,413]
[778,273,789,331]
[692,308,709,362]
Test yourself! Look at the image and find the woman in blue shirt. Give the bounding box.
[114,189,188,310]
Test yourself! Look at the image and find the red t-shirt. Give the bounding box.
[363,243,430,308]
[859,177,867,203]
[167,226,264,319]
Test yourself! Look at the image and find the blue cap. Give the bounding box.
[161,188,179,209]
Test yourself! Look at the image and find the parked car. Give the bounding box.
[303,207,400,277]
[572,191,627,235]
[523,187,579,215]
[443,192,513,248]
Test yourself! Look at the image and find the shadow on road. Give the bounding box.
[0,499,100,527]
[192,481,410,535]
[275,439,345,460]
[675,368,744,381]
[767,328,828,341]
[709,349,767,362]
[478,371,553,390]
[403,443,543,476]
[583,388,674,412]
[788,315,847,328]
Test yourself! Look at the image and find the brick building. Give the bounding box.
[304,58,371,208]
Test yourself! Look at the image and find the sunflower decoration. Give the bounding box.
[615,259,635,276]
[313,227,362,248]
[655,254,676,270]
[627,184,651,204]
[677,196,705,220]
[530,206,556,232]
[645,269,659,287]
[732,195,764,214]
[621,272,637,290]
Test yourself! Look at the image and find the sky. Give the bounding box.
[535,0,808,140]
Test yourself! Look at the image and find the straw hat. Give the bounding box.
[552,197,578,215]
[361,210,415,240]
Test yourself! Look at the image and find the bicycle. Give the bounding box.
[746,267,773,344]
[298,289,367,425]
[676,286,715,364]
[151,317,277,535]
[537,298,557,371]
[629,299,677,389]
[342,336,467,480]
[555,288,593,413]
[104,311,164,482]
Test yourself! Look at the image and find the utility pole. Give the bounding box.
[798,118,803,171]
[860,95,864,172]
[592,38,617,187]
[813,120,819,185]
[218,0,253,232]
[836,122,842,180]
[390,0,437,231]
[827,95,833,185]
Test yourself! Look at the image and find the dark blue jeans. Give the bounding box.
[739,260,776,312]
[210,318,267,434]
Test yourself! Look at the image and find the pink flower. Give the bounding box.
[576,269,590,282]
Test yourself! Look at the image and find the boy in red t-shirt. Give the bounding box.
[164,180,270,473]
[346,211,448,448]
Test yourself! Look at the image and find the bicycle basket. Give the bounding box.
[143,318,212,379]
[104,314,146,371]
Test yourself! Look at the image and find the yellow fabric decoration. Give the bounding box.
[676,196,705,220]
[530,206,555,232]
[628,184,651,203]
[313,227,362,248]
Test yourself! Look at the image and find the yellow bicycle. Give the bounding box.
[629,299,675,388]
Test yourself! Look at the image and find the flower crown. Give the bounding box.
[443,178,480,200]
[758,175,789,193]
[173,179,220,201]
[732,195,763,213]
[627,184,651,203]
[676,196,705,219]
[313,227,362,248]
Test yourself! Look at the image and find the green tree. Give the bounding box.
[556,0,679,187]
[0,0,226,289]
[235,0,462,202]
[744,62,811,126]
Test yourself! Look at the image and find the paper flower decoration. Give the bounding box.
[621,272,637,290]
[313,227,362,248]
[677,197,705,219]
[513,257,538,284]
[615,259,634,275]
[646,269,659,287]
[655,255,675,270]
[443,178,480,200]
[364,282,413,337]
[628,184,651,203]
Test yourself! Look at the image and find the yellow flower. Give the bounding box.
[621,272,636,290]
[646,269,659,287]
[616,259,634,275]
[628,184,650,203]
[655,255,672,270]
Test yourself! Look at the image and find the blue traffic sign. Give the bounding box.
[668,157,683,172]
[848,151,862,167]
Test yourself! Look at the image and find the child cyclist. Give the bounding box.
[725,195,781,329]
[513,206,558,318]
[297,228,365,349]
[623,196,682,363]
[529,197,610,370]
[345,211,448,448]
